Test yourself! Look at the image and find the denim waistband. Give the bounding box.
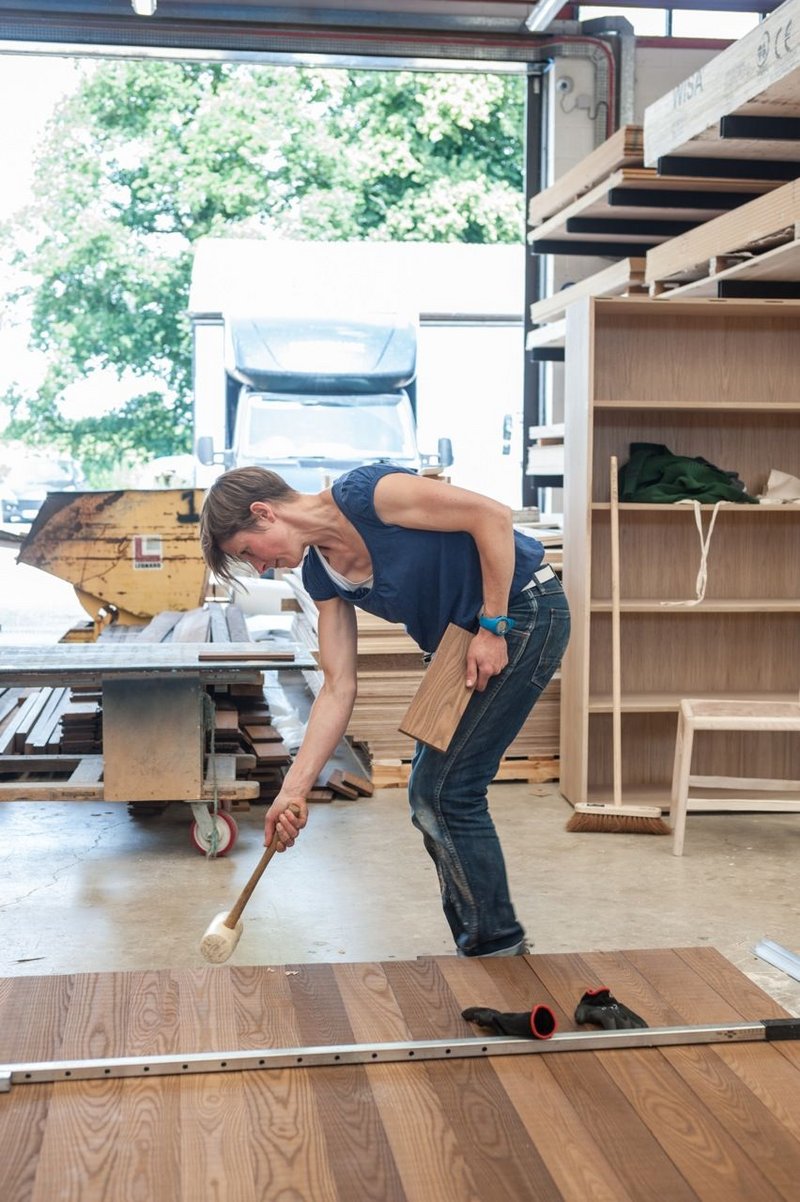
[518,563,557,592]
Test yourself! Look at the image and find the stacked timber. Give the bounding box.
[0,603,294,804]
[640,4,800,299]
[525,121,779,491]
[527,126,780,336]
[643,0,800,180]
[286,573,560,786]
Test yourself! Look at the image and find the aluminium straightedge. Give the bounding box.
[2,1019,800,1092]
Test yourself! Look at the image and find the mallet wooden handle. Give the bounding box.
[223,806,300,930]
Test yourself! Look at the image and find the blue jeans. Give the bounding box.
[407,573,570,956]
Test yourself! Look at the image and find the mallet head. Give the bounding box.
[200,911,244,964]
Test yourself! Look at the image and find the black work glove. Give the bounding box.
[461,1004,557,1040]
[574,987,648,1030]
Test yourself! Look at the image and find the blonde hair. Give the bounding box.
[200,466,298,587]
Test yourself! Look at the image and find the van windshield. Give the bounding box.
[241,393,417,462]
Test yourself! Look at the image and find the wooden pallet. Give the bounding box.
[0,752,259,803]
[371,755,560,789]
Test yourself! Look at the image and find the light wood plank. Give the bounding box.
[644,0,800,168]
[398,624,474,752]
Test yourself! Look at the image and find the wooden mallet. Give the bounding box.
[200,809,298,964]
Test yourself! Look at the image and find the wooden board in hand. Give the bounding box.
[398,624,474,753]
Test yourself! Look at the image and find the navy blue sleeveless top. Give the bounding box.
[301,464,544,653]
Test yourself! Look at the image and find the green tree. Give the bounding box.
[2,60,524,480]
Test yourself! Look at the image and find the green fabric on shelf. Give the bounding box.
[618,443,757,504]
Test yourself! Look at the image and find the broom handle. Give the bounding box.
[610,456,622,808]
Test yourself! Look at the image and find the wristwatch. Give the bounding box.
[479,614,516,635]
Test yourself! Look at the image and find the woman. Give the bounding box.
[200,463,570,957]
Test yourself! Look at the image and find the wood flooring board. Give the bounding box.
[116,1078,182,1202]
[231,964,345,1202]
[578,950,800,1202]
[5,952,800,1202]
[0,972,74,1061]
[177,966,258,1202]
[335,962,483,1202]
[384,959,565,1202]
[0,1086,51,1202]
[436,957,641,1202]
[525,952,711,1201]
[287,963,408,1202]
[605,1043,785,1202]
[398,624,474,751]
[660,1042,800,1201]
[30,1079,126,1202]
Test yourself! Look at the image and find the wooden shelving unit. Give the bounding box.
[560,296,800,811]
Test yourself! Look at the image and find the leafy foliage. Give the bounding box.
[2,61,524,480]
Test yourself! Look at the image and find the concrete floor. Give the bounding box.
[1,544,799,1015]
[1,785,799,1016]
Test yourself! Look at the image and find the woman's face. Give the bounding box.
[220,508,304,575]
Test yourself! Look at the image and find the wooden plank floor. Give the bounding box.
[2,949,800,1201]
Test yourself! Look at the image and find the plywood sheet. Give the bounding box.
[644,0,800,167]
[2,949,800,1202]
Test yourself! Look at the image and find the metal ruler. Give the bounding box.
[2,1018,799,1092]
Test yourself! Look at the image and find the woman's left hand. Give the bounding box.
[466,630,509,692]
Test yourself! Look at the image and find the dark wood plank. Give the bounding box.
[287,963,409,1202]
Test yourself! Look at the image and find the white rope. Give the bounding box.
[660,499,724,608]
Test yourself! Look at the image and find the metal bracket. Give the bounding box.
[3,1019,799,1091]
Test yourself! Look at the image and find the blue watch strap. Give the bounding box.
[479,614,516,635]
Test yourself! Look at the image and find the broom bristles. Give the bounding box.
[566,807,671,836]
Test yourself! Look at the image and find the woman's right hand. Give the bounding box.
[265,795,308,850]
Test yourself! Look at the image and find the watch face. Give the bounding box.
[495,619,509,634]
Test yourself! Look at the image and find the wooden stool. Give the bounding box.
[671,698,800,856]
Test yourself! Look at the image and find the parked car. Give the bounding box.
[0,453,87,524]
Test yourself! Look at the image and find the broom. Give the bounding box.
[566,455,670,835]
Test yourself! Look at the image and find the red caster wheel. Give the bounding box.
[190,811,238,856]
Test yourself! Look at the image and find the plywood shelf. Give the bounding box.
[591,501,800,512]
[560,296,800,809]
[588,691,798,714]
[593,398,800,410]
[590,599,800,613]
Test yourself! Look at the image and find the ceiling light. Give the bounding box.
[131,0,157,15]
